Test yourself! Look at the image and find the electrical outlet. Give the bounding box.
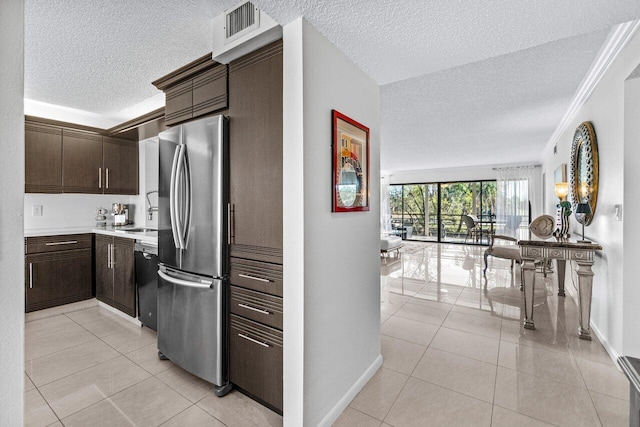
[32,205,43,216]
[614,204,622,221]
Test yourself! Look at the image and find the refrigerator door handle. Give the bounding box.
[174,144,187,250]
[158,269,214,289]
[169,144,181,249]
[181,148,192,249]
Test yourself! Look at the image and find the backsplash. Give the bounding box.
[24,193,140,229]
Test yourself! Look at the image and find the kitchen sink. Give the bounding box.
[115,227,157,233]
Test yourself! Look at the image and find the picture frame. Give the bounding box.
[332,110,370,212]
[554,163,567,183]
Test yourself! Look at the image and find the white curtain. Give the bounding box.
[380,175,393,234]
[495,166,541,237]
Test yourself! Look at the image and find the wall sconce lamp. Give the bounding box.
[554,182,569,201]
[576,203,592,243]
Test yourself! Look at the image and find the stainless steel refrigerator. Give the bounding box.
[157,115,230,396]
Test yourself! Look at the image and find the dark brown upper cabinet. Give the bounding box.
[103,136,139,195]
[25,119,139,195]
[228,40,283,261]
[62,129,104,193]
[152,54,228,127]
[25,122,63,193]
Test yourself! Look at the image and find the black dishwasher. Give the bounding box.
[135,241,158,331]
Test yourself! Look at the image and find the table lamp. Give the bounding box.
[554,182,569,201]
[553,182,570,238]
[576,203,592,243]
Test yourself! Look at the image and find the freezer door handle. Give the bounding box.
[158,269,214,289]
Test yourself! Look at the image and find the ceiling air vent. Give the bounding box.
[225,1,260,45]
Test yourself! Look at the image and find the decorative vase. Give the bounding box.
[553,204,571,238]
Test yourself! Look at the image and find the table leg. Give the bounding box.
[576,260,595,340]
[522,257,537,330]
[556,259,566,297]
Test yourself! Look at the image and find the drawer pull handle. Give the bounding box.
[238,273,271,283]
[29,263,33,289]
[238,303,270,315]
[238,333,270,348]
[45,240,78,246]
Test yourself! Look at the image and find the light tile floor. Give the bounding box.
[24,305,282,426]
[25,242,629,426]
[336,242,630,427]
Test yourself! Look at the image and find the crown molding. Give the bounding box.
[544,20,640,155]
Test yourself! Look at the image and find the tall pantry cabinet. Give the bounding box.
[228,39,284,414]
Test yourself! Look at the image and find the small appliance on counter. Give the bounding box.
[112,203,130,226]
[95,207,108,227]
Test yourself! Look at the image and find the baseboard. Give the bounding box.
[317,354,383,427]
[98,301,142,327]
[590,320,620,366]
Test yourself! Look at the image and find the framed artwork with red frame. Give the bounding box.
[332,110,370,212]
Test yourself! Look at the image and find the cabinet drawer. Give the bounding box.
[230,258,282,297]
[26,234,93,254]
[230,314,283,412]
[230,286,282,330]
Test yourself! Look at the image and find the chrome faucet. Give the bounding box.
[146,190,159,220]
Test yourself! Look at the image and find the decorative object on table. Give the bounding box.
[570,121,599,225]
[95,207,108,227]
[111,203,129,226]
[529,214,555,239]
[332,110,369,212]
[576,202,592,242]
[554,200,572,238]
[553,181,571,238]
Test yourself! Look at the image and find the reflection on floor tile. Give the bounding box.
[365,241,627,427]
[24,241,628,426]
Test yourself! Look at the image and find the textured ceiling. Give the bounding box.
[24,0,640,171]
[24,0,238,122]
[380,30,610,172]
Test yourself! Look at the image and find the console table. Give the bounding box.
[518,237,602,340]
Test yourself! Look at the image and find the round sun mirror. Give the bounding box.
[570,121,599,225]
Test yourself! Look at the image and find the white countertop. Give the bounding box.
[24,226,158,244]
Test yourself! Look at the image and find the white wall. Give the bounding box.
[283,18,382,426]
[0,0,24,424]
[541,28,640,359]
[623,72,640,356]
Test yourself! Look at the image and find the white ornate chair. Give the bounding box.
[483,215,555,281]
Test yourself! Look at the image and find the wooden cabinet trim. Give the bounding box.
[152,52,219,91]
[229,40,283,74]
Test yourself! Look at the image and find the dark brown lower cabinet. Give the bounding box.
[25,234,94,312]
[230,314,283,412]
[25,249,93,312]
[96,235,136,317]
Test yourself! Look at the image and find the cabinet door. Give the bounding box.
[193,64,228,118]
[230,315,283,412]
[62,129,103,193]
[26,249,93,312]
[25,122,63,193]
[112,237,136,317]
[103,137,139,195]
[229,40,283,253]
[95,235,112,302]
[165,79,193,126]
